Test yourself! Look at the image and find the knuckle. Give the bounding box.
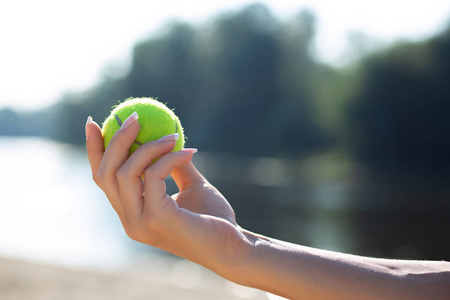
[97,167,114,182]
[96,169,107,183]
[143,167,157,179]
[116,167,130,181]
[97,166,116,183]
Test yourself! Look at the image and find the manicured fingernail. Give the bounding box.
[121,112,138,130]
[85,116,92,139]
[179,148,198,154]
[158,133,179,142]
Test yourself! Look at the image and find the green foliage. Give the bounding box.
[3,3,449,176]
[30,3,331,158]
[347,27,450,174]
[0,107,51,137]
[198,5,329,156]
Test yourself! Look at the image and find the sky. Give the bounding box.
[1,0,449,111]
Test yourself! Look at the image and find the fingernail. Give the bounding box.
[158,133,179,142]
[179,148,198,154]
[85,116,92,139]
[121,112,138,130]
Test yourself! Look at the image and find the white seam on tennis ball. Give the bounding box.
[114,113,142,146]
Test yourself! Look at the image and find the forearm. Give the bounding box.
[230,230,450,300]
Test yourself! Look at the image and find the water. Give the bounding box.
[1,137,449,271]
[194,151,450,261]
[0,137,147,269]
[0,137,354,270]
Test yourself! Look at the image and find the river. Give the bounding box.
[1,137,449,270]
[0,137,148,269]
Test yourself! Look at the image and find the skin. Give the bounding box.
[86,113,450,300]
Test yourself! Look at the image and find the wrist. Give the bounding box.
[227,230,303,299]
[213,228,272,287]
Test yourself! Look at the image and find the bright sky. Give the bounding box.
[1,0,449,111]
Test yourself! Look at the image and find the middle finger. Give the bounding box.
[116,134,179,218]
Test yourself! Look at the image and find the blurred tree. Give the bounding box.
[126,23,201,135]
[4,4,335,158]
[74,4,329,157]
[202,4,282,154]
[196,5,330,156]
[347,27,450,175]
[276,9,332,155]
[0,107,51,137]
[0,108,26,136]
[49,94,86,143]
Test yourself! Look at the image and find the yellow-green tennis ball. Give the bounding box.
[102,97,185,155]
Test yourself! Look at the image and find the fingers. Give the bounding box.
[98,112,140,188]
[92,112,140,215]
[120,133,181,179]
[116,134,180,218]
[86,112,198,227]
[143,149,197,218]
[85,116,104,184]
[171,161,206,191]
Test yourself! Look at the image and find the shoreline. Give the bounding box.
[0,256,267,300]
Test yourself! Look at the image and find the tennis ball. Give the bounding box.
[102,97,185,155]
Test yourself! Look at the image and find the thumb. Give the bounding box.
[171,160,206,191]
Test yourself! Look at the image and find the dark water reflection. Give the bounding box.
[187,153,450,261]
[5,138,446,269]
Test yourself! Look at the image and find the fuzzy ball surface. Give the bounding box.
[102,97,184,155]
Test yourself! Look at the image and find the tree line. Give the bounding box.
[2,3,450,176]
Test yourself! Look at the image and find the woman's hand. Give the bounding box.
[85,114,251,276]
[85,114,450,300]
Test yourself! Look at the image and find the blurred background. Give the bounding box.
[1,0,450,299]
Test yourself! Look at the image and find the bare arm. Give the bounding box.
[234,230,450,300]
[86,115,450,300]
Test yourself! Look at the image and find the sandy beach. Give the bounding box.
[0,256,269,300]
